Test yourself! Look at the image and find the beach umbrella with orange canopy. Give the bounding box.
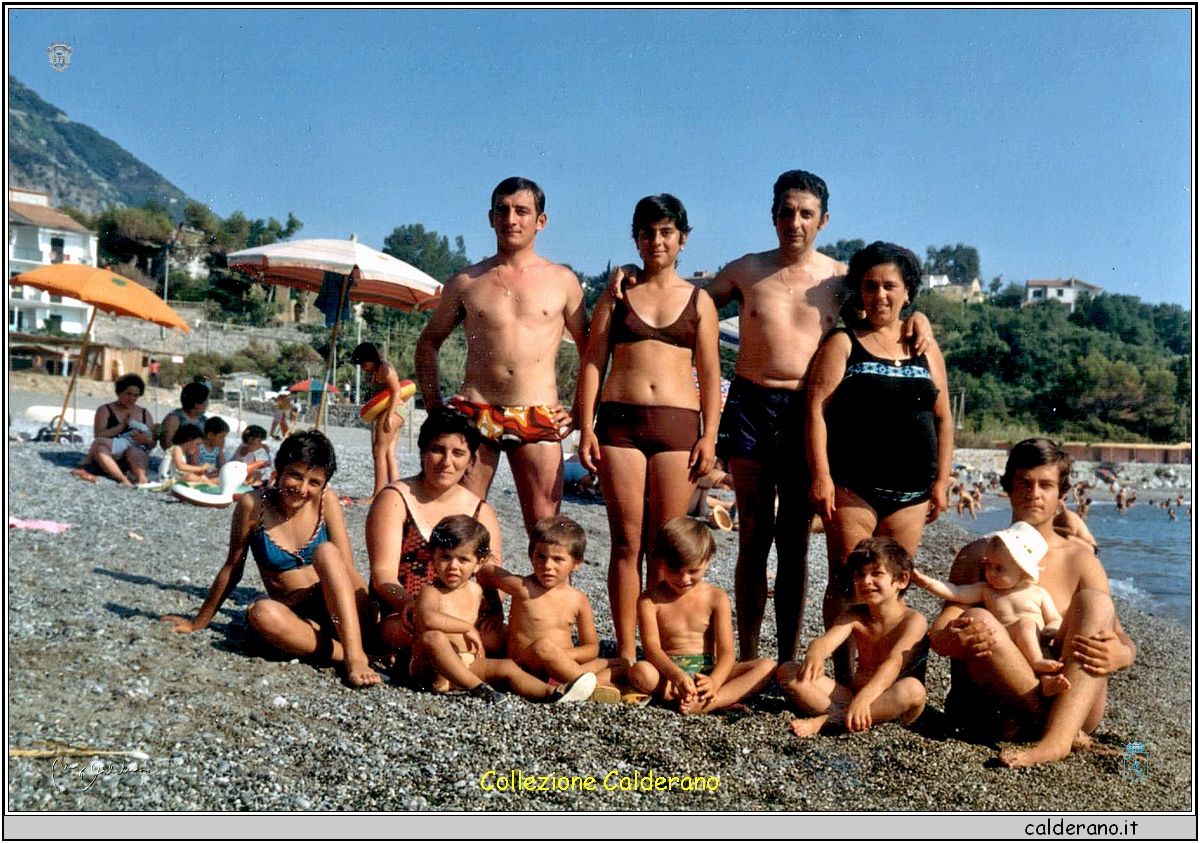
[227,235,442,429]
[9,264,190,441]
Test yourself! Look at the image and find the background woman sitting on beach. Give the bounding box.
[80,374,156,486]
[157,382,210,452]
[576,194,722,665]
[162,431,381,687]
[366,409,506,663]
[805,241,953,680]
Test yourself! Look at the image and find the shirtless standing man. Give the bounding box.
[416,177,589,535]
[930,438,1136,767]
[705,171,850,663]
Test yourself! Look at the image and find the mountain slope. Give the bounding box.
[8,74,192,217]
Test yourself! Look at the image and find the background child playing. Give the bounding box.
[476,515,623,699]
[410,515,597,704]
[270,393,294,440]
[779,537,928,736]
[199,416,230,474]
[234,424,272,486]
[161,424,215,482]
[629,517,776,714]
[911,520,1067,694]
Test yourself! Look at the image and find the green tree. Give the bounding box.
[382,224,469,282]
[817,239,865,264]
[1139,368,1178,439]
[992,282,1025,308]
[924,244,981,286]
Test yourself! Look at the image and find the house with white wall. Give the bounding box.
[1023,277,1103,313]
[8,187,99,334]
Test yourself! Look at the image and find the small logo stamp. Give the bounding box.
[1121,741,1148,781]
[47,42,73,72]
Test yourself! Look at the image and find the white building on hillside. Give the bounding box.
[8,187,99,334]
[1023,277,1103,313]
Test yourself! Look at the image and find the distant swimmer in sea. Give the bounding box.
[1168,507,1177,521]
[957,488,979,520]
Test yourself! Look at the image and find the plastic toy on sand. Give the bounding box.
[359,380,416,423]
[170,461,258,508]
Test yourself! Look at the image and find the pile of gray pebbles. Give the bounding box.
[6,439,1191,812]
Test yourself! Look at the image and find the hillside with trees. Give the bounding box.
[8,75,192,216]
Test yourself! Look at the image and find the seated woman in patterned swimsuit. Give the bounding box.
[163,431,381,687]
[805,241,954,682]
[367,409,507,665]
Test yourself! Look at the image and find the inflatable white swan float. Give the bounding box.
[170,460,257,508]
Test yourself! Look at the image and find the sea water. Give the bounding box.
[954,500,1193,625]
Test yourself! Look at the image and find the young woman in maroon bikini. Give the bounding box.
[366,409,507,662]
[576,194,722,665]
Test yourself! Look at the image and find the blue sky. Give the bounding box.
[8,8,1193,306]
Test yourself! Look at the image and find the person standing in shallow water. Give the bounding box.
[415,176,589,538]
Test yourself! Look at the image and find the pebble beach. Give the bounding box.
[5,425,1194,813]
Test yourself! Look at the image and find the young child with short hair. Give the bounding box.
[233,424,272,486]
[779,537,928,736]
[410,515,597,704]
[911,520,1067,695]
[476,515,624,698]
[161,424,214,482]
[629,517,776,713]
[199,416,230,473]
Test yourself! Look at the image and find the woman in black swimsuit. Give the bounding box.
[806,242,953,675]
[576,195,722,665]
[366,409,506,660]
[84,374,156,485]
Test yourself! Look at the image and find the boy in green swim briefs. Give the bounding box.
[629,517,776,714]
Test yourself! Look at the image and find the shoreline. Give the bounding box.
[5,438,1192,812]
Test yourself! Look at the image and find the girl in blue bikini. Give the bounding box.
[163,431,381,687]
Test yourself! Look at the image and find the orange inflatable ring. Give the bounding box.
[360,380,416,422]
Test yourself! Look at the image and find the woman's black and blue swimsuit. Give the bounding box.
[824,328,940,518]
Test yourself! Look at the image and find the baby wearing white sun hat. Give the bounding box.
[912,520,1070,697]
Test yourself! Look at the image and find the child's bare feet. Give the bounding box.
[788,716,828,737]
[998,741,1072,768]
[1031,658,1064,674]
[1040,673,1071,697]
[345,657,382,688]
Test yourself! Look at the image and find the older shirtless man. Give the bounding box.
[416,177,589,534]
[705,171,850,663]
[930,438,1136,767]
